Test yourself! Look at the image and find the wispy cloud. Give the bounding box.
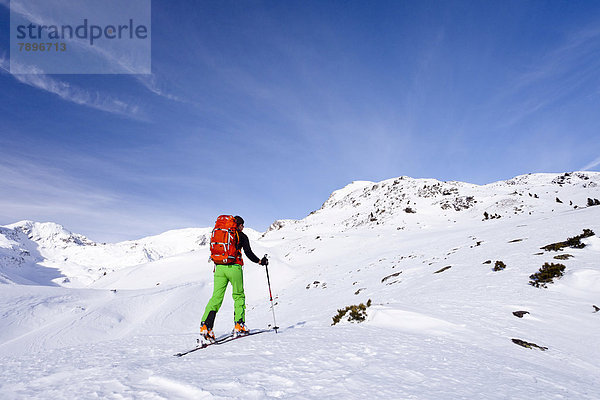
[0,158,118,206]
[514,27,600,89]
[581,156,600,171]
[0,156,200,242]
[6,1,178,101]
[134,74,184,102]
[494,25,600,128]
[0,56,144,118]
[7,0,149,73]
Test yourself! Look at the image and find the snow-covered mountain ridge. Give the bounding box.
[2,172,599,288]
[1,172,599,399]
[0,221,213,287]
[0,219,263,287]
[265,171,600,234]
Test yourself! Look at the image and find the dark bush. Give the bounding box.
[541,229,595,251]
[332,299,372,325]
[529,263,566,288]
[493,261,506,271]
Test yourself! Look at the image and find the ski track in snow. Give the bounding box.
[1,172,600,399]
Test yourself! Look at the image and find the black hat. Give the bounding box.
[234,216,244,226]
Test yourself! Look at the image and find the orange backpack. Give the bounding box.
[210,215,242,265]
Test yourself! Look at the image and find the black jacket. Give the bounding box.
[237,230,260,263]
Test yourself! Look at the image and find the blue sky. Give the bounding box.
[1,0,600,241]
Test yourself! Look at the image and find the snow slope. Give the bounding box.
[1,172,600,399]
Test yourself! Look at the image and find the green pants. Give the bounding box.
[201,264,246,323]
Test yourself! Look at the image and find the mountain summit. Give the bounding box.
[266,171,600,234]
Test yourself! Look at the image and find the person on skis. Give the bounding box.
[200,215,268,341]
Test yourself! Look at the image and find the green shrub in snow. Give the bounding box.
[493,261,506,271]
[529,263,566,288]
[540,229,595,251]
[332,299,372,325]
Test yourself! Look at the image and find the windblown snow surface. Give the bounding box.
[1,172,599,399]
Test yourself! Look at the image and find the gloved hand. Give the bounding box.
[260,256,269,266]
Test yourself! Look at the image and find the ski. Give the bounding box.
[213,328,271,346]
[174,328,272,357]
[174,332,233,357]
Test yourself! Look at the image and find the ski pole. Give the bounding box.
[263,254,279,333]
